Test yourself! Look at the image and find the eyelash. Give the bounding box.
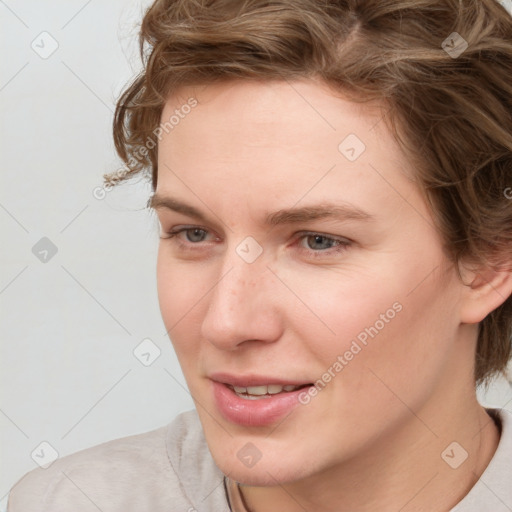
[160,226,351,257]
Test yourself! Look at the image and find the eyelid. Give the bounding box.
[160,225,218,242]
[294,231,352,257]
[294,230,352,244]
[160,226,349,243]
[160,225,352,256]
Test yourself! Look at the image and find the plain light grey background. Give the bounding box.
[1,1,512,510]
[0,1,195,508]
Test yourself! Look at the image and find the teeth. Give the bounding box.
[246,385,268,395]
[267,385,284,394]
[231,384,303,396]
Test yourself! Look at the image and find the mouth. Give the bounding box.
[209,374,314,426]
[226,383,311,400]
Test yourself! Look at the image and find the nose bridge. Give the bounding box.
[210,250,267,321]
[220,262,259,309]
[201,243,280,348]
[217,235,270,304]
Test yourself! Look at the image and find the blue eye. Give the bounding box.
[161,227,212,243]
[160,227,351,257]
[182,228,208,243]
[297,232,351,256]
[302,234,339,251]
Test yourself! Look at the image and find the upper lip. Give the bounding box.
[209,372,312,387]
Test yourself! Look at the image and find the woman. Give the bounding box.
[8,0,512,510]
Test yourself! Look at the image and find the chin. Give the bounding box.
[196,405,325,485]
[211,446,316,486]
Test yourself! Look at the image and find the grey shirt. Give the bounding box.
[7,408,512,511]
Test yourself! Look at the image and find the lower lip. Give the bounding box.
[211,380,311,427]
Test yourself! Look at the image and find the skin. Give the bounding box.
[152,79,512,512]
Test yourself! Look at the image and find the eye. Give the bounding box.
[296,232,351,256]
[160,226,214,244]
[160,226,351,258]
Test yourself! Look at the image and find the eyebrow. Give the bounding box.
[148,194,375,226]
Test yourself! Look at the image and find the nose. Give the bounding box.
[200,252,283,351]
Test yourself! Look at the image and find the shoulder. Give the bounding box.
[7,409,228,512]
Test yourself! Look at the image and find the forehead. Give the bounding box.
[155,80,422,226]
[161,79,388,145]
[158,80,404,174]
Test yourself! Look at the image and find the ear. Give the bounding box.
[458,259,512,324]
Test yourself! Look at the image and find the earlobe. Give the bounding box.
[459,262,512,324]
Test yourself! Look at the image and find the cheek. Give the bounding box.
[338,280,457,418]
[278,263,404,360]
[156,249,206,358]
[281,254,458,382]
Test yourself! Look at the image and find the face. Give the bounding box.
[154,79,471,485]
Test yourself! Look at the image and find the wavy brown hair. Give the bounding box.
[110,0,512,386]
